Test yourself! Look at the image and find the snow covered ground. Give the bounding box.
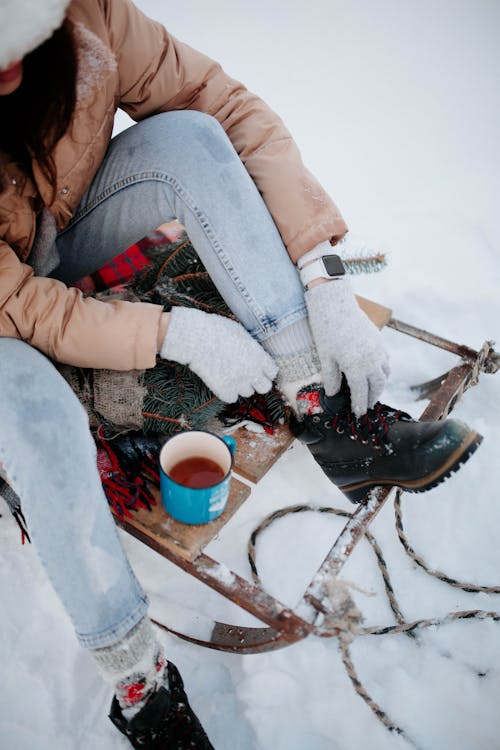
[1,1,499,748]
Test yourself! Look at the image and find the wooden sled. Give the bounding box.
[113,297,499,654]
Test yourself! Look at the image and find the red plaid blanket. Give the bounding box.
[72,221,186,294]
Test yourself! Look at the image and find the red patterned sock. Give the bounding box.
[296,384,324,417]
[116,647,166,718]
[91,617,167,718]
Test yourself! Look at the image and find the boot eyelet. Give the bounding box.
[336,427,344,435]
[360,439,369,445]
[323,419,332,429]
[348,434,357,441]
[313,416,321,423]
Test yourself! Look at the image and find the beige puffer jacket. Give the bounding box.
[0,0,347,370]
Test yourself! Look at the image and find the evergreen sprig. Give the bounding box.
[142,360,224,434]
[131,236,233,316]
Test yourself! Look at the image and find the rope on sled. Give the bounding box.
[247,498,500,750]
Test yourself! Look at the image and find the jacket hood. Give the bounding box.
[0,0,71,69]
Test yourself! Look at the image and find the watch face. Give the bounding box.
[323,254,346,277]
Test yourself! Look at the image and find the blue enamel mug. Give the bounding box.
[159,430,236,525]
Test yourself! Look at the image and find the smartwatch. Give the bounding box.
[299,254,346,289]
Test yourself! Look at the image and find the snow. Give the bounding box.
[2,1,500,748]
[209,563,237,587]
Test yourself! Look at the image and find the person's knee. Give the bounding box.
[152,110,234,164]
[156,109,224,134]
[0,339,90,450]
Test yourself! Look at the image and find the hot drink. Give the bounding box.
[169,455,225,489]
[159,430,236,524]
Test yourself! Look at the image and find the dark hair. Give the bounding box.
[0,19,77,201]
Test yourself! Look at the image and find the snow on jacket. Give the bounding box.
[0,0,348,370]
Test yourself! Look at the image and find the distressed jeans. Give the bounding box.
[0,111,308,649]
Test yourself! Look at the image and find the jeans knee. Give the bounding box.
[156,109,223,133]
[0,339,90,457]
[152,110,235,164]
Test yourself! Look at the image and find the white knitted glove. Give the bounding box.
[305,278,390,416]
[160,307,278,403]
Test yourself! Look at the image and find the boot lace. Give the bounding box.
[323,402,413,451]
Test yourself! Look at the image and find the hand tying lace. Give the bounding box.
[305,277,390,417]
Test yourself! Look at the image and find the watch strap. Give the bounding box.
[299,254,345,288]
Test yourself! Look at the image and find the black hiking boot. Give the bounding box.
[290,385,482,503]
[109,661,215,749]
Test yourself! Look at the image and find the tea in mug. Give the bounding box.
[168,456,225,489]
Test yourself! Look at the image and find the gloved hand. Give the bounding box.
[305,277,390,416]
[160,307,278,403]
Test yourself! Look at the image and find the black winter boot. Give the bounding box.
[290,386,482,503]
[109,661,215,749]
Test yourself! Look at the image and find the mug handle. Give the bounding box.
[222,435,237,456]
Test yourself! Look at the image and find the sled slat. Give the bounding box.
[224,423,294,484]
[116,477,250,562]
[356,295,392,329]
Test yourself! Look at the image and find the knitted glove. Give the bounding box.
[305,278,390,416]
[160,307,278,403]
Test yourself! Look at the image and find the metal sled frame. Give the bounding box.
[114,303,499,654]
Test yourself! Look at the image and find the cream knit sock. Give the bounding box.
[261,318,323,415]
[91,616,166,719]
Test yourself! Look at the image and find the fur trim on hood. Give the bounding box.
[0,0,71,69]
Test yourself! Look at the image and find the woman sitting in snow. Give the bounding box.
[0,0,481,747]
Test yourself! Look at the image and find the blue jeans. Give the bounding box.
[54,111,307,341]
[1,111,307,649]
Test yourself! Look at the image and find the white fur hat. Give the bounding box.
[0,0,71,69]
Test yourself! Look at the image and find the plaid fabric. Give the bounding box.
[72,222,185,294]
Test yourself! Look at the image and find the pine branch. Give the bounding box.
[343,253,387,274]
[142,360,224,435]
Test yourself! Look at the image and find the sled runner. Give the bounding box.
[113,298,499,654]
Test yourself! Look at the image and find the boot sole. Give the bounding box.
[340,430,483,504]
